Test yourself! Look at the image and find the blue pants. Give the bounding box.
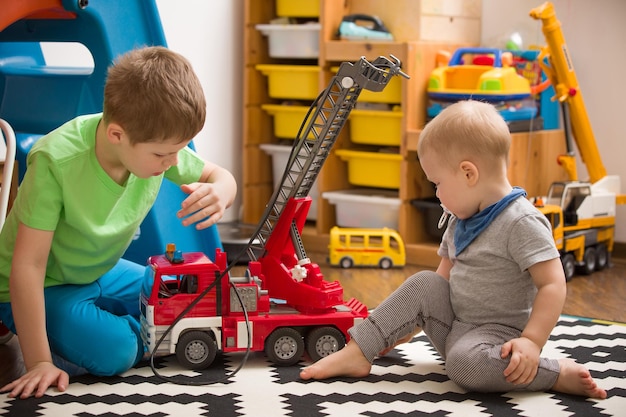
[0,258,146,376]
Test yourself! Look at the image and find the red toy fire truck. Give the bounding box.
[140,56,408,370]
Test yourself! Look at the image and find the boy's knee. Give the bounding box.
[76,316,143,376]
[89,332,142,376]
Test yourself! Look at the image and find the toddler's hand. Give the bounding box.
[501,337,540,385]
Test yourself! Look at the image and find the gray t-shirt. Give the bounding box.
[438,196,560,331]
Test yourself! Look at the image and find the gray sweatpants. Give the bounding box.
[349,271,560,393]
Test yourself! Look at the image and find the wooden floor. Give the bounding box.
[1,255,625,390]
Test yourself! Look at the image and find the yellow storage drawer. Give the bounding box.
[256,65,320,100]
[261,104,314,139]
[358,76,402,103]
[276,0,319,17]
[350,109,402,146]
[335,149,402,189]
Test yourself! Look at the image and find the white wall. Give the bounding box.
[156,0,244,222]
[482,0,626,241]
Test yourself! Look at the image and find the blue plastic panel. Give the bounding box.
[0,1,222,264]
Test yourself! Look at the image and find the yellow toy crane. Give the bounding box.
[530,2,625,280]
[531,2,613,184]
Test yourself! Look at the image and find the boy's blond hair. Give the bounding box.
[103,46,206,144]
[418,100,510,172]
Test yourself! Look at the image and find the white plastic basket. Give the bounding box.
[323,189,400,229]
[256,23,321,59]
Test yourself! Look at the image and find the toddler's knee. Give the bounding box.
[403,270,446,293]
[446,350,504,392]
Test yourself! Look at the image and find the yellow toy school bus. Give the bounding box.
[328,226,405,269]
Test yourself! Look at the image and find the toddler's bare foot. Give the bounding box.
[551,359,607,399]
[300,340,371,380]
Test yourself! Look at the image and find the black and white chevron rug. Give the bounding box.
[1,315,624,417]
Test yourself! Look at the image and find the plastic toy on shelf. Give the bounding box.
[338,14,393,41]
[427,47,538,122]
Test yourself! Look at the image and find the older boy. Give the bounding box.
[0,46,237,399]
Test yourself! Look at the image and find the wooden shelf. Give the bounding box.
[323,40,411,63]
[405,242,440,268]
[242,0,567,268]
[405,129,421,152]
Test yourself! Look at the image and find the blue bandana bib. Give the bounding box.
[454,187,527,256]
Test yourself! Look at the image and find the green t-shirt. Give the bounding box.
[0,114,205,302]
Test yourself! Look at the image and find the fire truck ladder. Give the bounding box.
[247,55,408,261]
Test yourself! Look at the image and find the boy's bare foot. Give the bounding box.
[551,359,607,399]
[300,341,372,380]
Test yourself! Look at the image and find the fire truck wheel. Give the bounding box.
[176,330,217,370]
[265,327,304,366]
[306,326,345,363]
[561,253,575,282]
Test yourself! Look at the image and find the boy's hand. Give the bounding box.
[178,183,227,230]
[501,337,541,385]
[1,361,68,399]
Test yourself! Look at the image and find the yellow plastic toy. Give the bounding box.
[328,227,406,269]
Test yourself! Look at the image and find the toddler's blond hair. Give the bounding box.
[418,100,510,172]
